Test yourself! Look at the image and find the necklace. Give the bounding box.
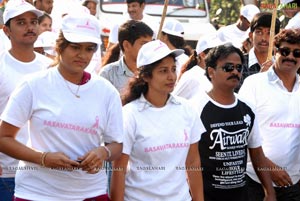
[63,79,81,98]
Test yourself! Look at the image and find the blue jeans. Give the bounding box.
[0,177,15,201]
[104,161,112,195]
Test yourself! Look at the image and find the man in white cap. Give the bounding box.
[160,19,189,76]
[280,0,300,29]
[0,1,52,199]
[216,4,260,49]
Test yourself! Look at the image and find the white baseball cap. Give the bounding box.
[196,35,226,54]
[34,31,57,48]
[137,40,184,68]
[162,19,184,38]
[3,0,43,24]
[240,4,260,22]
[62,5,90,16]
[61,13,101,45]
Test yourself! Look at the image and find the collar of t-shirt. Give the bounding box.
[117,56,135,77]
[79,71,91,85]
[248,48,260,68]
[248,47,275,68]
[267,67,300,92]
[137,94,181,111]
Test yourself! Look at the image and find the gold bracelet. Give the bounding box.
[40,152,49,167]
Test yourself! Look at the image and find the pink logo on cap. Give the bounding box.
[154,41,165,51]
[77,20,95,31]
[19,0,27,6]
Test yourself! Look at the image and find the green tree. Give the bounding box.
[209,0,242,26]
[208,0,285,27]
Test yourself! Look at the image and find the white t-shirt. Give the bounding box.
[1,67,123,200]
[176,53,189,76]
[0,51,52,178]
[0,29,11,54]
[216,24,249,48]
[173,66,212,100]
[238,67,300,185]
[285,12,300,29]
[108,13,158,44]
[122,94,204,201]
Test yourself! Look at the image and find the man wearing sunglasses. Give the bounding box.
[191,44,275,201]
[239,29,300,201]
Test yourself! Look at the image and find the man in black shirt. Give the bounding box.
[192,44,276,201]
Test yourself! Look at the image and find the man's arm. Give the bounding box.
[249,147,276,201]
[265,157,293,187]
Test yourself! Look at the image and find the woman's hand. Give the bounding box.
[42,152,80,170]
[78,147,108,174]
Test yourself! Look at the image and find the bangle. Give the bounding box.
[102,146,111,160]
[40,152,49,167]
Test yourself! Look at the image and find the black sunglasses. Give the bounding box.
[277,47,300,58]
[218,63,243,73]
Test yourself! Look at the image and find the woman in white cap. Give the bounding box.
[110,40,204,201]
[0,13,123,201]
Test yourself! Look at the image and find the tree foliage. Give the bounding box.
[209,0,242,26]
[208,0,288,27]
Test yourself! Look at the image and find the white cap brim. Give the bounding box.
[137,49,184,68]
[63,32,102,45]
[4,9,43,24]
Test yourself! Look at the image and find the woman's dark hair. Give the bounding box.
[205,44,244,81]
[38,12,52,24]
[183,44,193,56]
[50,31,70,67]
[101,43,121,67]
[177,50,199,81]
[121,55,176,105]
[162,32,185,49]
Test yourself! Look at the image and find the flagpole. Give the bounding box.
[267,0,278,60]
[157,0,169,39]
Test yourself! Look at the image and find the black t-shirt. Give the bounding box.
[235,53,261,92]
[199,98,255,201]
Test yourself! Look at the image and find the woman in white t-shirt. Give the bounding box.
[0,13,123,201]
[110,40,204,201]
